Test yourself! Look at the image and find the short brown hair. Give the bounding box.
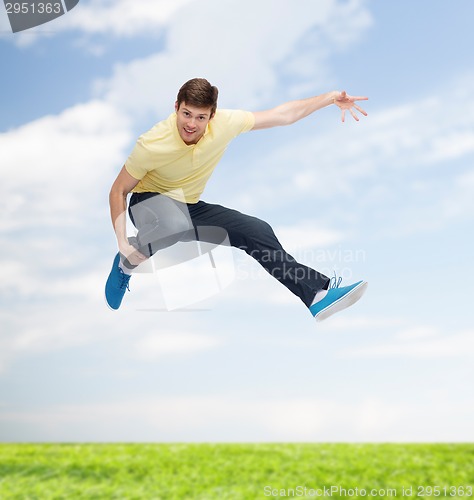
[176,78,219,117]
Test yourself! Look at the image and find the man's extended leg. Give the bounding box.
[188,201,329,307]
[188,200,367,319]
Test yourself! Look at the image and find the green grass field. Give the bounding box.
[0,444,473,499]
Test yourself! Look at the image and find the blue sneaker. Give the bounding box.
[105,253,131,310]
[309,276,368,322]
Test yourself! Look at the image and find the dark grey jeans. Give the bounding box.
[127,192,329,307]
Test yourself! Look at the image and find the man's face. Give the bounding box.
[175,102,214,145]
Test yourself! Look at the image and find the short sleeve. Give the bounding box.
[124,139,149,180]
[216,109,255,138]
[237,110,255,133]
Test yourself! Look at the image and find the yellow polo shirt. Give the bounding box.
[125,109,255,203]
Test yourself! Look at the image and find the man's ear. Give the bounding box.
[209,111,216,120]
[175,101,179,112]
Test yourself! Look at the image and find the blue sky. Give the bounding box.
[0,0,473,442]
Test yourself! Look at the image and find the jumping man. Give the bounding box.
[105,78,368,320]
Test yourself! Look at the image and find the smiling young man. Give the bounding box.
[105,78,368,320]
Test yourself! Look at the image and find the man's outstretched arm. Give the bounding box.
[251,90,368,130]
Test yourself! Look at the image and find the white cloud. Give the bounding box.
[0,258,104,302]
[0,293,221,373]
[0,100,134,361]
[0,101,129,369]
[441,169,474,220]
[395,326,439,341]
[341,328,474,359]
[2,0,194,46]
[321,314,404,331]
[134,332,222,360]
[0,302,103,374]
[275,222,344,251]
[424,131,474,164]
[3,0,373,57]
[0,100,131,229]
[63,0,194,36]
[2,395,473,442]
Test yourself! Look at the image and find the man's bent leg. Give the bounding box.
[126,192,195,266]
[105,192,195,310]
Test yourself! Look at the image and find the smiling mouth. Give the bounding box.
[184,128,196,134]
